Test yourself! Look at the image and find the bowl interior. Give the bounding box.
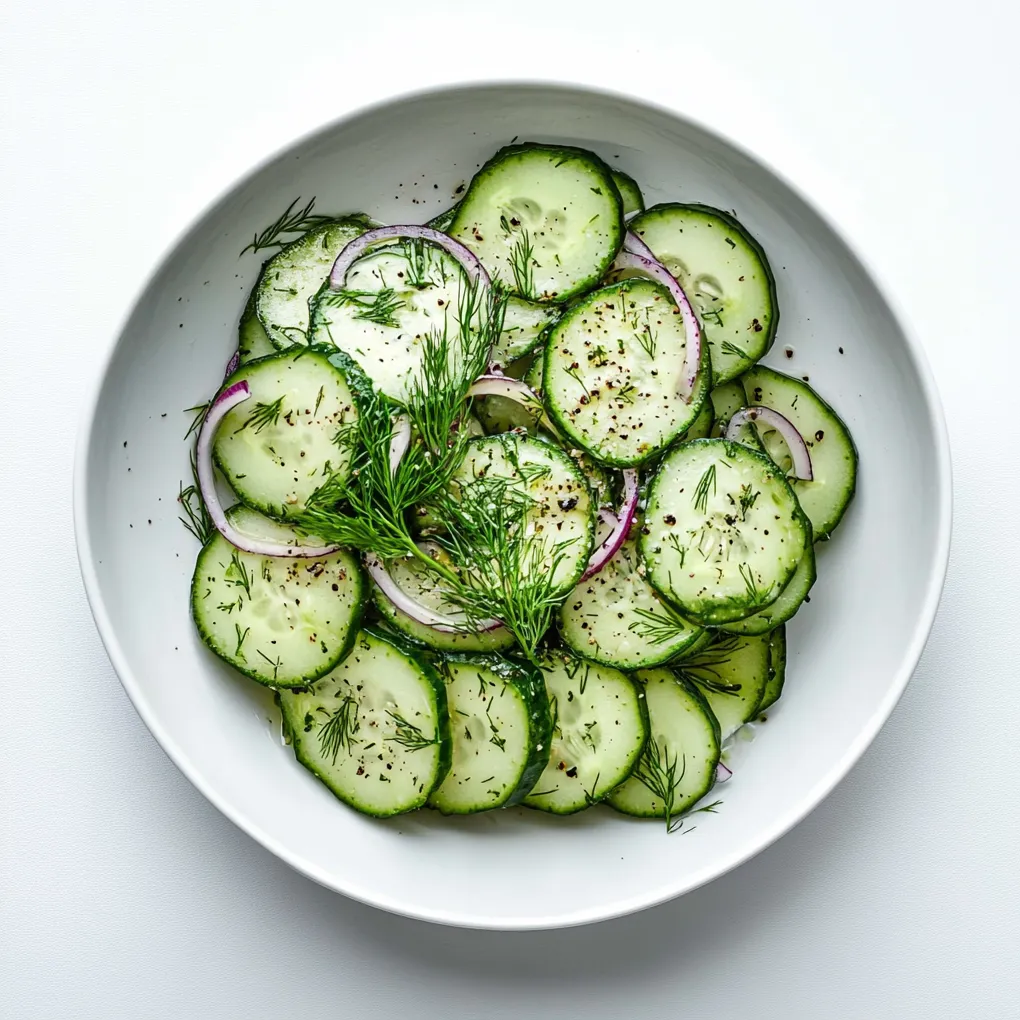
[77,83,948,929]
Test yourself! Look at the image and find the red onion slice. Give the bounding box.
[329,225,490,291]
[466,375,544,413]
[716,762,733,783]
[365,550,502,634]
[389,414,411,477]
[622,231,657,262]
[612,245,702,402]
[580,469,639,581]
[224,350,240,379]
[725,406,814,481]
[195,381,343,558]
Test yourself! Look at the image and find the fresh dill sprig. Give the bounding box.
[720,339,749,360]
[385,710,438,751]
[632,735,688,832]
[693,464,717,514]
[184,402,210,441]
[240,197,334,256]
[225,550,253,598]
[628,605,692,646]
[321,287,405,328]
[178,451,214,544]
[676,635,743,695]
[737,484,760,518]
[235,396,284,435]
[319,696,361,763]
[508,228,536,297]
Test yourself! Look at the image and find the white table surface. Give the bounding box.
[2,1,1016,1016]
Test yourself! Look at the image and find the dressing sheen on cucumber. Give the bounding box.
[183,141,858,828]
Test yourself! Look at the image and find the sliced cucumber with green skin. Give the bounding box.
[558,529,706,670]
[543,278,711,466]
[677,633,772,740]
[427,205,458,232]
[759,625,787,713]
[608,670,720,821]
[371,549,515,654]
[611,169,644,217]
[682,400,714,441]
[525,350,545,392]
[709,380,746,437]
[718,541,815,635]
[308,241,472,404]
[640,438,810,625]
[429,656,550,814]
[451,143,624,303]
[238,278,279,365]
[740,366,858,541]
[630,203,778,385]
[489,296,559,368]
[256,218,370,348]
[278,627,451,817]
[191,506,362,688]
[450,434,594,595]
[524,652,647,814]
[214,348,357,520]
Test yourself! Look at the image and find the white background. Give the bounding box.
[1,1,1016,1016]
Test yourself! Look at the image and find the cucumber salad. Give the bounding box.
[181,143,857,828]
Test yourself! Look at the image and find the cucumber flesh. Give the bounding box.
[608,671,720,820]
[629,203,778,385]
[525,653,647,814]
[558,528,706,670]
[611,169,644,217]
[677,633,772,740]
[543,279,711,466]
[256,219,370,348]
[429,656,550,814]
[278,628,451,817]
[489,295,558,368]
[640,438,810,625]
[740,366,858,541]
[214,348,357,520]
[191,506,362,688]
[718,541,815,635]
[308,242,474,404]
[238,279,279,365]
[759,625,787,712]
[451,143,624,303]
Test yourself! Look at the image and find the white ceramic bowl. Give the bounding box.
[74,83,950,930]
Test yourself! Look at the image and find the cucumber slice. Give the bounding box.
[640,438,810,625]
[427,205,458,232]
[489,296,559,368]
[449,434,595,595]
[718,541,815,635]
[278,627,451,817]
[759,625,787,712]
[256,218,370,348]
[308,241,476,404]
[371,548,515,654]
[524,652,647,814]
[525,350,545,393]
[191,506,363,688]
[608,670,720,821]
[709,379,746,437]
[611,169,644,217]
[543,278,711,466]
[214,348,357,520]
[450,143,624,303]
[682,400,714,441]
[558,529,706,670]
[238,278,278,365]
[677,634,772,739]
[740,366,858,540]
[630,204,778,385]
[429,656,550,814]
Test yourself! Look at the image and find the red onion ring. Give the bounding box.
[623,231,657,262]
[466,375,544,412]
[612,245,702,402]
[580,469,639,581]
[725,406,814,481]
[716,762,733,783]
[195,381,343,558]
[329,225,490,291]
[366,549,502,633]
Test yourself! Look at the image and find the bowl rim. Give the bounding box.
[72,78,953,930]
